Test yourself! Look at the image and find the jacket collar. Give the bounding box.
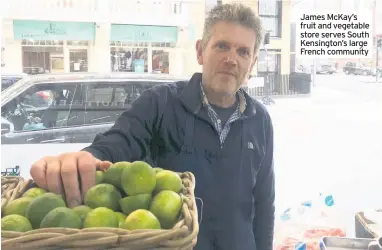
[179,73,257,117]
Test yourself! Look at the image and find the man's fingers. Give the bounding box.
[99,161,113,171]
[61,156,81,208]
[30,152,101,209]
[78,153,97,201]
[45,157,64,197]
[30,159,48,190]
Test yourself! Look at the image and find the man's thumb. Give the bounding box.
[98,160,113,171]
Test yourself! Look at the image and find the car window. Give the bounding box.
[2,77,23,91]
[1,83,83,132]
[83,81,160,126]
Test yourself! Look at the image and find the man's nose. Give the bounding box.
[223,50,238,65]
[223,56,238,66]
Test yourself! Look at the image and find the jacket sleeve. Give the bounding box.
[82,87,161,163]
[253,113,275,250]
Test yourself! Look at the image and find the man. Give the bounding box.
[30,3,275,250]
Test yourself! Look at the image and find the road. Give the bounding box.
[316,73,382,102]
[268,73,382,237]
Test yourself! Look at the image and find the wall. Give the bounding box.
[87,23,111,73]
[1,20,23,74]
[181,0,205,76]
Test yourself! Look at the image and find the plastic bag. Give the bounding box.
[273,193,346,250]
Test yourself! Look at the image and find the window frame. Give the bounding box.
[82,80,162,126]
[1,82,84,133]
[258,0,282,38]
[257,49,282,74]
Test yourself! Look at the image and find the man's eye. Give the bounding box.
[216,43,228,50]
[239,49,250,56]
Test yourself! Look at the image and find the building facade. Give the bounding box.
[2,0,294,96]
[218,0,294,96]
[1,0,205,76]
[216,0,292,76]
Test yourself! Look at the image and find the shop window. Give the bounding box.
[257,49,281,73]
[21,40,64,46]
[22,46,64,74]
[172,2,182,14]
[258,0,282,38]
[67,41,89,46]
[110,48,148,73]
[70,49,88,72]
[152,50,170,74]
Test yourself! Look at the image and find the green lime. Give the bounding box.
[25,193,67,229]
[40,207,82,229]
[83,207,118,228]
[96,171,104,185]
[150,190,182,229]
[1,214,33,232]
[121,161,156,196]
[119,193,152,216]
[84,183,122,211]
[72,205,93,222]
[120,209,161,230]
[3,197,34,217]
[154,170,182,193]
[22,187,47,198]
[103,162,131,189]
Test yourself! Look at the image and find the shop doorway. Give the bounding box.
[152,50,169,74]
[70,49,88,72]
[50,54,65,73]
[110,47,148,73]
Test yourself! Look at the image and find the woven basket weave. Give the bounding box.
[1,172,199,250]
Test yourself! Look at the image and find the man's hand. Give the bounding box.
[30,151,112,208]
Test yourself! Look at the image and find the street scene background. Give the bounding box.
[269,73,382,236]
[1,0,382,244]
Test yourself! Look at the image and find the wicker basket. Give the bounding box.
[1,172,199,250]
[1,176,28,212]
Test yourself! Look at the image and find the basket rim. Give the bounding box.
[1,172,199,249]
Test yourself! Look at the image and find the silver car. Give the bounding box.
[1,72,188,144]
[1,72,189,177]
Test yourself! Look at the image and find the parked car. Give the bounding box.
[377,67,382,77]
[343,62,373,76]
[316,61,336,74]
[1,73,27,91]
[1,72,189,177]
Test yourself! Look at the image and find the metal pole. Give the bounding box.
[312,0,317,87]
[266,47,270,99]
[374,0,379,82]
[312,59,316,87]
[261,31,274,105]
[377,41,379,82]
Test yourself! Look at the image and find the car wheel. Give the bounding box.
[363,71,368,76]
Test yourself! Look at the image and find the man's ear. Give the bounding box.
[195,40,203,65]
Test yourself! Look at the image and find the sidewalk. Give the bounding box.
[266,86,382,236]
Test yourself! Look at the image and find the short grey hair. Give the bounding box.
[202,3,264,56]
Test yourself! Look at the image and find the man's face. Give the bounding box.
[196,21,258,96]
